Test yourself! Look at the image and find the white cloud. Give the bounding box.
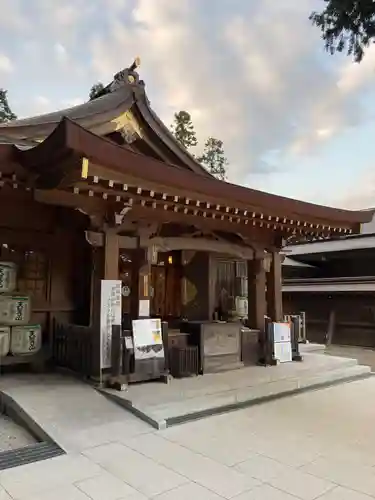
[61,97,84,108]
[333,168,375,210]
[0,54,14,74]
[30,95,53,115]
[87,0,373,182]
[0,0,29,32]
[34,95,50,106]
[338,45,375,94]
[2,0,374,201]
[54,43,68,63]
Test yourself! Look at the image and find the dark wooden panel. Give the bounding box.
[284,292,375,347]
[182,252,210,321]
[241,329,260,365]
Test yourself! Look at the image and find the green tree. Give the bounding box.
[170,110,198,150]
[89,82,106,101]
[198,137,228,181]
[310,0,375,62]
[0,89,16,123]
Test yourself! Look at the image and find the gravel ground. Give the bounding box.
[0,413,36,452]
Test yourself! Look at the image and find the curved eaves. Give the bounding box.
[0,87,135,143]
[134,91,213,178]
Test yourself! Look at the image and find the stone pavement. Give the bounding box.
[103,351,370,428]
[1,377,375,499]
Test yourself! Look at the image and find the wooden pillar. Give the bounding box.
[138,252,152,318]
[89,246,104,378]
[247,258,266,331]
[266,251,283,322]
[130,240,152,319]
[104,230,119,280]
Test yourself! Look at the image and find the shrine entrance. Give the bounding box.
[151,251,182,321]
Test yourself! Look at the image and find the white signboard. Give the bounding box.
[273,322,291,343]
[269,322,293,364]
[132,318,164,360]
[274,341,292,363]
[100,280,122,369]
[139,299,150,317]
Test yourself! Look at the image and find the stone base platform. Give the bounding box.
[102,349,372,429]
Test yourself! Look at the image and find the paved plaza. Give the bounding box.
[0,376,375,499]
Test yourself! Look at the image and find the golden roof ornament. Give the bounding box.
[110,58,142,91]
[129,56,141,73]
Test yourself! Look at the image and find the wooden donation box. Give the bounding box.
[181,321,243,374]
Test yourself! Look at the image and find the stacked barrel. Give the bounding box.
[0,262,42,359]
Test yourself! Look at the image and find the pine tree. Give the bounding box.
[310,0,375,62]
[0,89,16,123]
[89,82,106,101]
[198,137,228,181]
[170,111,198,150]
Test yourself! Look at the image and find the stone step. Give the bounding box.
[142,364,372,428]
[301,353,358,370]
[300,343,326,353]
[297,363,371,390]
[204,360,245,373]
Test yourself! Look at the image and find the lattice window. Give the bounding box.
[216,260,248,305]
[18,251,48,299]
[235,261,248,297]
[0,244,48,300]
[216,260,236,299]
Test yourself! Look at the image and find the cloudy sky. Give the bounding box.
[0,0,374,210]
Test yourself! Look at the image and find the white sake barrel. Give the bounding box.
[0,295,31,325]
[11,324,41,355]
[0,262,17,294]
[0,326,10,357]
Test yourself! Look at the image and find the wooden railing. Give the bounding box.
[52,320,93,377]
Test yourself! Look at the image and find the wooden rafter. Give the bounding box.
[71,176,353,239]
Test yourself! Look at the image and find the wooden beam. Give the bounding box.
[85,231,255,259]
[247,258,266,331]
[35,188,106,214]
[149,236,254,260]
[104,230,119,280]
[130,205,275,246]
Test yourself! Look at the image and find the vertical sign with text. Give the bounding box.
[100,280,122,369]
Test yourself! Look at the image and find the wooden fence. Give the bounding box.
[52,320,93,377]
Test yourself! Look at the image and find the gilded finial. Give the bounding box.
[129,57,141,72]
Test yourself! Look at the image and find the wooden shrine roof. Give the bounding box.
[0,64,210,177]
[0,117,370,239]
[0,61,371,239]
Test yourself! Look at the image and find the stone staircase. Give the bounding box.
[103,350,372,429]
